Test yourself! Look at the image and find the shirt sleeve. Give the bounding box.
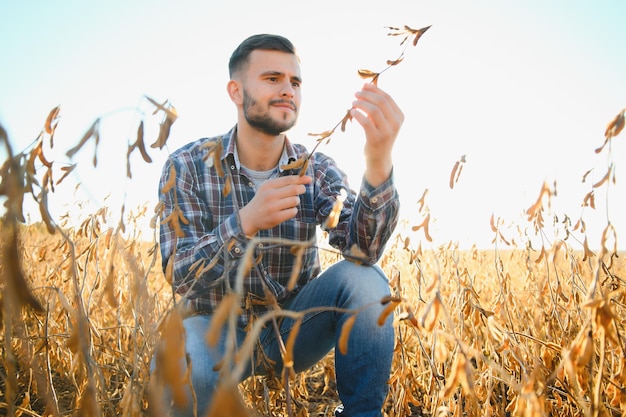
[315,153,400,265]
[158,153,248,298]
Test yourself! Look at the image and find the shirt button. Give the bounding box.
[361,191,367,197]
[234,247,241,254]
[371,197,378,204]
[248,182,253,187]
[231,165,235,170]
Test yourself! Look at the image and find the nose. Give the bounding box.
[280,81,295,98]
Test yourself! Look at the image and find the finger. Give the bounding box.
[280,175,312,196]
[274,196,301,223]
[260,178,309,204]
[277,207,299,222]
[353,84,404,127]
[285,196,300,209]
[350,100,391,134]
[359,83,400,112]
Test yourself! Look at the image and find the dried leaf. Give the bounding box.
[307,130,334,142]
[214,139,225,177]
[595,137,610,154]
[44,105,61,135]
[380,295,401,305]
[145,95,178,122]
[104,265,118,308]
[42,167,53,193]
[386,57,404,66]
[592,169,611,189]
[66,118,100,159]
[421,295,441,332]
[283,318,302,368]
[56,163,77,186]
[411,213,432,242]
[206,384,253,417]
[416,188,428,213]
[1,224,44,313]
[338,314,357,355]
[156,309,187,408]
[131,120,152,163]
[280,156,306,171]
[357,69,379,80]
[67,319,80,354]
[287,246,305,290]
[161,163,176,194]
[424,274,438,294]
[600,222,617,257]
[377,299,400,326]
[162,207,187,238]
[340,109,353,132]
[582,190,595,208]
[449,155,466,189]
[37,142,53,168]
[206,293,240,347]
[79,384,100,417]
[151,117,173,150]
[604,108,625,138]
[525,181,552,228]
[298,157,309,177]
[582,236,595,261]
[325,188,347,229]
[572,329,594,367]
[164,256,174,285]
[441,353,464,399]
[449,161,460,189]
[222,176,232,197]
[535,246,546,264]
[410,25,432,46]
[402,236,410,251]
[26,143,39,176]
[146,96,169,114]
[104,227,114,249]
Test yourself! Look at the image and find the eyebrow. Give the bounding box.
[261,70,302,85]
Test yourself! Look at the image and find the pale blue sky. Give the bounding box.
[1,0,625,249]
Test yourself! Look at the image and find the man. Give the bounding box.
[156,33,404,417]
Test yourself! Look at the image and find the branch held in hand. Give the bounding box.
[295,24,432,175]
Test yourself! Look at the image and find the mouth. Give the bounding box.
[271,100,296,112]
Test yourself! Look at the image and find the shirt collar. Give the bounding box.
[222,125,297,172]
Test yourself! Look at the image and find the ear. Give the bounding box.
[227,79,243,105]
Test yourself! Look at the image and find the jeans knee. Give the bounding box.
[333,261,390,297]
[324,261,392,328]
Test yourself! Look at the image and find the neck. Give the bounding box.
[235,124,285,171]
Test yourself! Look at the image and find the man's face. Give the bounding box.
[239,50,302,136]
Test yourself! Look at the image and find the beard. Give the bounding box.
[243,90,298,136]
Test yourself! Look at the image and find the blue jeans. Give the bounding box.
[156,260,395,417]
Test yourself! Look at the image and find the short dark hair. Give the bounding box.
[228,34,297,77]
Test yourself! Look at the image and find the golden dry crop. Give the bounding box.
[2,25,626,417]
[2,213,626,416]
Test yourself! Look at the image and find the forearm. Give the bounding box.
[160,212,248,296]
[330,174,400,264]
[363,156,393,188]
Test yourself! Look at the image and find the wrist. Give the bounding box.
[364,159,392,188]
[238,207,259,237]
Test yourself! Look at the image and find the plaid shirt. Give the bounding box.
[159,126,400,325]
